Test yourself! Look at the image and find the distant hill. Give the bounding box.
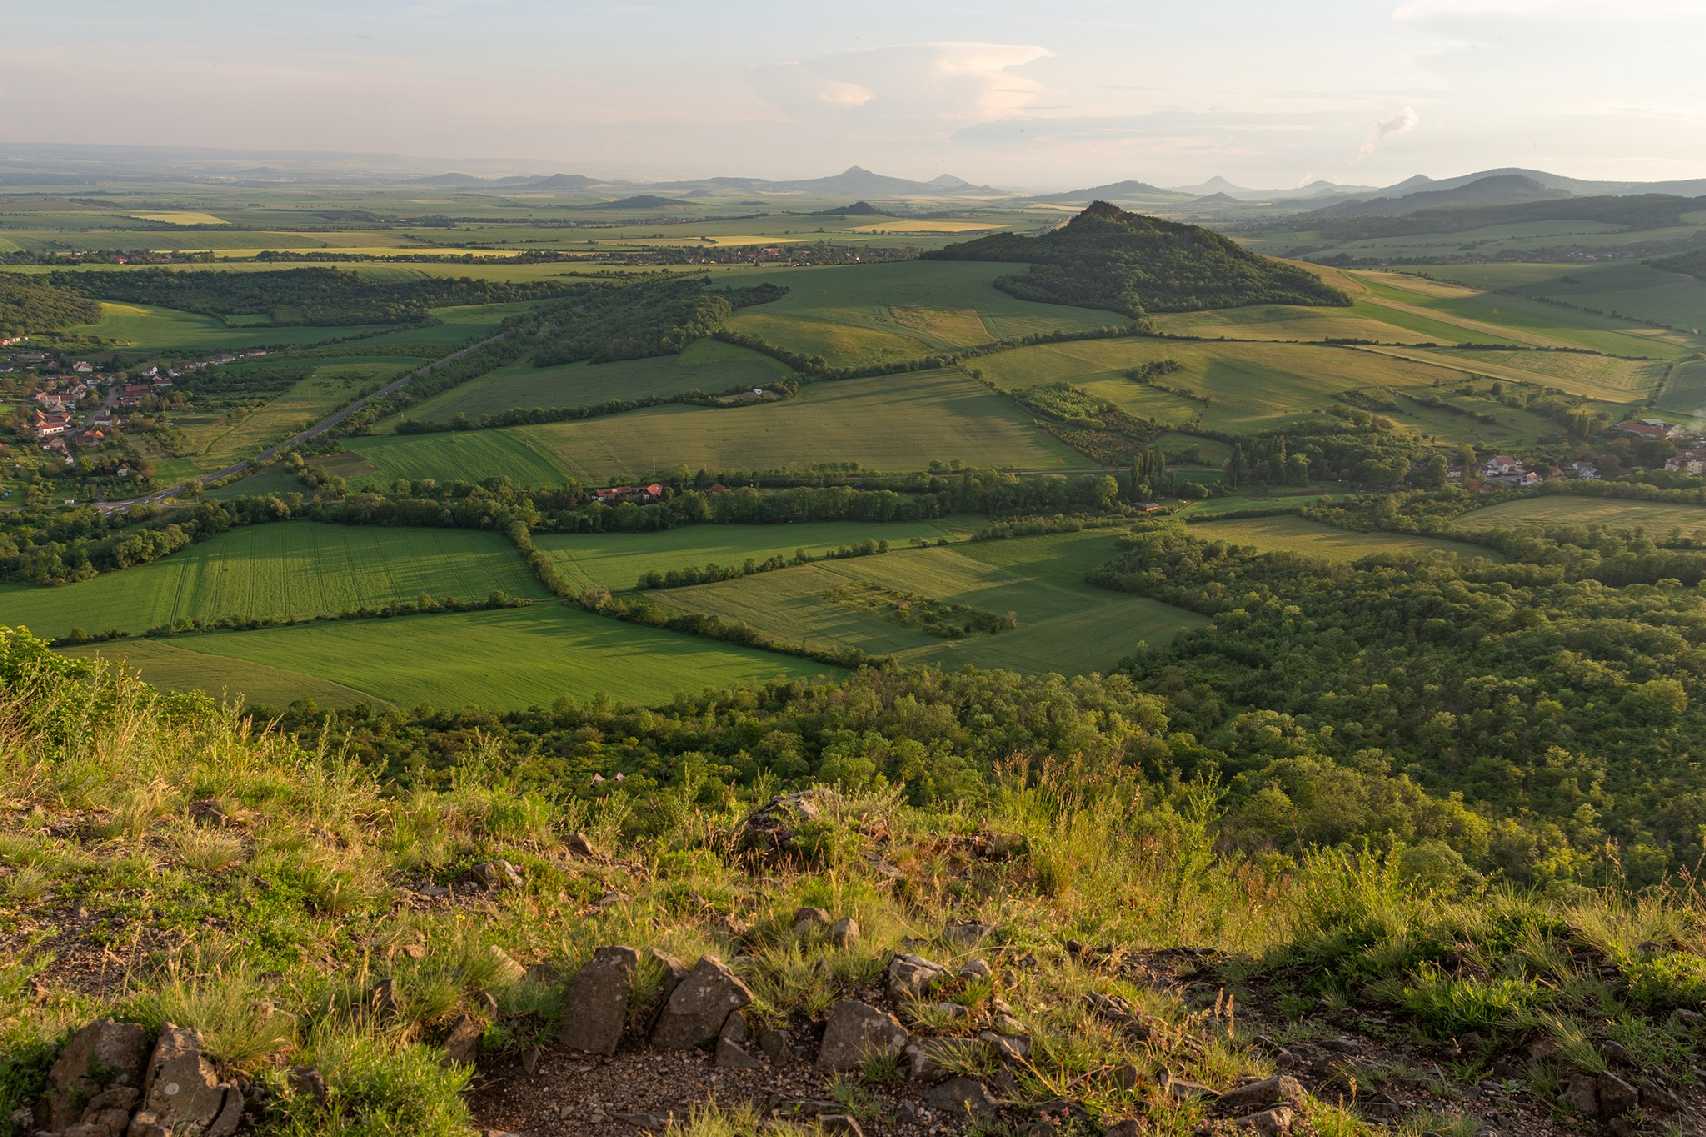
[1307,191,1706,241]
[651,165,999,197]
[1021,179,1189,206]
[1374,167,1706,200]
[591,194,688,210]
[1310,173,1571,220]
[1650,246,1706,282]
[813,200,888,217]
[924,200,1349,316]
[406,172,600,191]
[407,172,490,187]
[1171,175,1251,198]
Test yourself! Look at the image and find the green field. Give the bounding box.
[1655,359,1706,414]
[61,301,383,355]
[724,261,1115,368]
[0,522,547,639]
[652,529,1208,674]
[341,369,1081,486]
[1190,515,1501,562]
[395,338,792,426]
[1457,495,1706,538]
[67,604,834,709]
[1412,262,1706,337]
[169,356,418,477]
[975,336,1472,433]
[536,518,982,591]
[1356,345,1665,403]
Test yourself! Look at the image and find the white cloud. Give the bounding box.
[752,42,1051,124]
[817,80,875,107]
[1360,104,1420,156]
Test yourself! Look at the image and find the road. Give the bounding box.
[95,331,508,512]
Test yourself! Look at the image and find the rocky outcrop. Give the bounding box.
[129,1025,245,1137]
[884,953,947,1001]
[37,1020,152,1134]
[735,792,821,857]
[817,1000,910,1072]
[34,1022,243,1137]
[559,946,638,1056]
[650,956,753,1049]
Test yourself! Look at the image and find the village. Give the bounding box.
[1,337,270,466]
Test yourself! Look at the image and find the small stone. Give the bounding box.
[1163,1073,1216,1102]
[958,958,992,980]
[944,920,993,945]
[980,1030,1030,1063]
[885,952,947,1000]
[903,1040,944,1082]
[816,1115,864,1136]
[288,1065,328,1105]
[929,1001,969,1021]
[1234,1106,1296,1136]
[829,916,860,949]
[757,1026,792,1061]
[792,906,832,936]
[1111,1062,1140,1090]
[566,831,597,857]
[1597,1072,1638,1118]
[1563,1074,1600,1117]
[818,999,910,1072]
[472,860,523,890]
[1217,1075,1304,1117]
[368,978,398,1018]
[925,1076,999,1123]
[487,946,526,985]
[441,1014,483,1066]
[560,945,638,1056]
[651,956,753,1049]
[716,1011,764,1068]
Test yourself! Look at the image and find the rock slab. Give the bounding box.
[560,946,639,1056]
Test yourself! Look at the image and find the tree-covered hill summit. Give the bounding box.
[924,200,1350,317]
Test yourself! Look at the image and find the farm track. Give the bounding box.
[96,330,510,511]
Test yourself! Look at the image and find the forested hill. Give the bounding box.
[924,200,1349,317]
[0,274,100,337]
[49,267,572,327]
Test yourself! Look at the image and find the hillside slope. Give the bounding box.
[5,627,1706,1136]
[925,201,1349,316]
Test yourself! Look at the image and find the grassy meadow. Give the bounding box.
[393,338,792,426]
[1,522,546,639]
[724,261,1116,368]
[534,517,982,592]
[1190,514,1503,562]
[69,604,835,709]
[340,369,1081,486]
[652,529,1208,674]
[1457,494,1706,538]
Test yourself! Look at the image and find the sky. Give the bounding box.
[6,0,1706,189]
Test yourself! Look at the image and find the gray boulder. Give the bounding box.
[885,953,947,1001]
[38,1020,151,1133]
[1217,1075,1304,1117]
[925,1076,998,1123]
[829,917,860,949]
[650,956,753,1049]
[559,946,638,1056]
[714,1011,763,1069]
[817,1000,910,1072]
[128,1024,244,1137]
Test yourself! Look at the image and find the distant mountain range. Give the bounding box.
[402,165,999,199]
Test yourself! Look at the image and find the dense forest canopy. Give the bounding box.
[49,267,572,326]
[0,274,101,337]
[526,276,737,365]
[925,201,1350,316]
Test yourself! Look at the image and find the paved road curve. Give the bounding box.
[95,331,508,512]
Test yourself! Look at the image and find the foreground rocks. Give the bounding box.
[33,1021,243,1137]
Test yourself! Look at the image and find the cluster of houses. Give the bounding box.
[593,482,667,504]
[7,347,268,463]
[1454,454,1601,488]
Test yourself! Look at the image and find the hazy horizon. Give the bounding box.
[8,0,1706,189]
